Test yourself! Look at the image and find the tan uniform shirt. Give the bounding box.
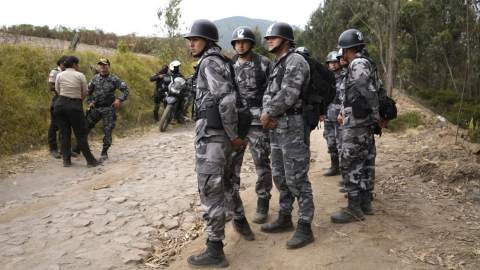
[48,67,62,83]
[55,68,87,99]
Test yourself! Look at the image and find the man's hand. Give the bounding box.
[377,117,390,129]
[89,102,95,108]
[159,74,166,79]
[260,112,276,130]
[337,109,344,125]
[112,99,121,109]
[231,138,247,149]
[320,115,324,122]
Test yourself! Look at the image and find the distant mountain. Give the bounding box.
[213,16,301,51]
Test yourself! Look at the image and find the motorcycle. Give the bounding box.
[159,77,190,132]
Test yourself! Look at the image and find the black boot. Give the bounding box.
[154,110,159,124]
[339,187,347,193]
[336,180,345,187]
[87,158,104,168]
[252,198,269,224]
[323,156,340,176]
[232,217,254,241]
[340,191,374,215]
[331,195,365,223]
[187,239,229,268]
[100,147,108,160]
[286,221,315,249]
[71,146,80,157]
[260,212,294,233]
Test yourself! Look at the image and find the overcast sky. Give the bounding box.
[1,0,322,37]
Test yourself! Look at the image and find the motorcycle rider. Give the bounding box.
[226,26,273,224]
[151,64,168,124]
[165,60,186,124]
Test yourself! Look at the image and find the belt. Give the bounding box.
[59,96,81,101]
[245,99,263,107]
[282,107,303,116]
[95,103,113,108]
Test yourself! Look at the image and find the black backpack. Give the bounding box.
[276,51,337,131]
[352,54,397,121]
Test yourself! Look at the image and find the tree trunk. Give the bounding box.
[69,34,80,50]
[385,0,400,97]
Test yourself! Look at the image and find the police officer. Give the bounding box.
[184,19,250,268]
[54,56,103,167]
[259,22,314,249]
[72,58,130,160]
[338,49,348,71]
[48,55,68,159]
[151,64,168,124]
[322,51,345,176]
[226,26,273,224]
[331,29,383,223]
[166,60,187,124]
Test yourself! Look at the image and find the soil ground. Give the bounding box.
[1,87,479,270]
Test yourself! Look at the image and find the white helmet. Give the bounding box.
[169,60,181,71]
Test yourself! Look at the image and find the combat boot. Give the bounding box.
[323,156,340,176]
[71,146,80,157]
[232,217,254,240]
[286,221,314,249]
[340,191,374,215]
[336,180,345,187]
[100,147,108,160]
[331,195,365,223]
[50,150,61,159]
[339,187,347,193]
[260,212,294,233]
[252,198,269,224]
[154,110,159,124]
[87,158,104,168]
[187,239,229,268]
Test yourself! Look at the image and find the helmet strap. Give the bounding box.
[269,39,287,53]
[333,67,341,72]
[237,47,252,59]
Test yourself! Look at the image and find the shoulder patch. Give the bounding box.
[49,73,54,78]
[121,82,127,87]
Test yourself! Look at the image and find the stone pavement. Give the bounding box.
[0,126,257,269]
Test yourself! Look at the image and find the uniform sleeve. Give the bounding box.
[350,60,380,122]
[48,69,58,83]
[150,73,161,82]
[115,78,130,102]
[80,74,88,92]
[86,78,95,104]
[202,59,238,140]
[265,56,309,117]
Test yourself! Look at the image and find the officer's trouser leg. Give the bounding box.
[99,107,117,150]
[225,143,246,220]
[340,125,375,196]
[270,121,314,223]
[248,126,272,199]
[323,120,339,158]
[48,106,61,151]
[196,135,234,241]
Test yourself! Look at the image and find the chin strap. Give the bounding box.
[236,47,252,58]
[192,40,212,58]
[333,67,341,72]
[269,39,287,54]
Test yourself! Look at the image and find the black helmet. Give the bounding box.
[336,48,343,60]
[326,51,340,63]
[337,29,365,48]
[295,47,310,56]
[184,19,219,42]
[263,22,294,41]
[231,26,256,47]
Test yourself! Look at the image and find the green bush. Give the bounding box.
[388,112,425,132]
[0,43,194,157]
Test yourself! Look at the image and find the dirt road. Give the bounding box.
[1,92,479,269]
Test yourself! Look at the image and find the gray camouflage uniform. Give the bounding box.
[194,47,240,241]
[339,53,380,197]
[263,49,314,224]
[226,53,273,219]
[323,71,345,158]
[86,73,129,149]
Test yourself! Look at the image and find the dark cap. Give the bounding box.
[162,64,168,69]
[98,58,110,65]
[57,55,69,66]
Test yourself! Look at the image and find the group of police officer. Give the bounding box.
[46,18,384,268]
[179,19,385,268]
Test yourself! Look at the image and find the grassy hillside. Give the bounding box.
[0,43,195,156]
[214,16,301,51]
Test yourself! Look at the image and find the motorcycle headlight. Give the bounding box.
[171,88,180,95]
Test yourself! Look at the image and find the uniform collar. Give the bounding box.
[273,48,294,65]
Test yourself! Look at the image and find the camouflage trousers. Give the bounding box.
[225,125,272,219]
[340,125,376,197]
[269,115,314,223]
[86,106,117,149]
[195,134,234,242]
[323,120,342,158]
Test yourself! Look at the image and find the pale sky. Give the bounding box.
[0,0,322,37]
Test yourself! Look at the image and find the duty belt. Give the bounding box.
[245,98,263,107]
[58,96,81,101]
[281,107,303,117]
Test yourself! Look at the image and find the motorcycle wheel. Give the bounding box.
[159,104,174,132]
